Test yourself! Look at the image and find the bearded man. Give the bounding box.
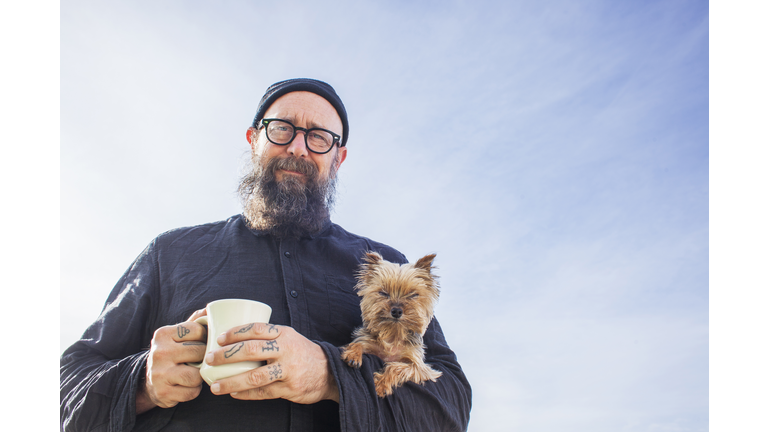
[60,79,472,432]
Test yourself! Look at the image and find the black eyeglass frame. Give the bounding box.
[259,118,344,154]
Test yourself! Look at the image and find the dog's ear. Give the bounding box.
[363,251,383,265]
[414,254,436,273]
[355,251,383,292]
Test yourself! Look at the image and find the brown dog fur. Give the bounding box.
[340,251,442,397]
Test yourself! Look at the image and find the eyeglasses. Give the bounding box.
[259,118,343,154]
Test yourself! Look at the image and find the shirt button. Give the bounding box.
[284,251,291,258]
[290,290,298,298]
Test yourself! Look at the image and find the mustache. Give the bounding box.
[267,155,319,179]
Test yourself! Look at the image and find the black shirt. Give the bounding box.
[60,215,472,431]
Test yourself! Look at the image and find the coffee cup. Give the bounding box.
[188,298,272,385]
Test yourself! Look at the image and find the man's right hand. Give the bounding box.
[136,309,208,414]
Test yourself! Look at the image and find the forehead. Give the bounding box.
[263,91,343,132]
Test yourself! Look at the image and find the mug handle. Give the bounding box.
[186,315,208,369]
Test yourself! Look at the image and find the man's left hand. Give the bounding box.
[205,323,340,404]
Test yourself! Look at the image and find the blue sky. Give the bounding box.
[55,1,713,430]
[5,0,741,430]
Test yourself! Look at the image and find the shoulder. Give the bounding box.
[149,215,250,252]
[322,223,408,264]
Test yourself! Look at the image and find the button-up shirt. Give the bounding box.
[60,215,472,431]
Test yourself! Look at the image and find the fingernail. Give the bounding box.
[211,383,220,393]
[205,352,214,364]
[217,334,226,345]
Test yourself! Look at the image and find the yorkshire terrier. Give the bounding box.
[340,251,442,397]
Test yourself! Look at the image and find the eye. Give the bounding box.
[408,293,420,299]
[379,291,390,298]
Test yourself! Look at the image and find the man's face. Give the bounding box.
[247,91,347,183]
[239,91,348,238]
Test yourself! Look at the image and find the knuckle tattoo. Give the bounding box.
[224,342,245,359]
[182,341,205,346]
[268,363,283,381]
[177,325,191,339]
[235,323,255,334]
[262,340,279,352]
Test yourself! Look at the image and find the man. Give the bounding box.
[60,78,472,431]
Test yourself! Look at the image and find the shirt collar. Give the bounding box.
[242,214,332,240]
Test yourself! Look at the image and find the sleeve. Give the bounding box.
[60,241,162,432]
[319,318,472,432]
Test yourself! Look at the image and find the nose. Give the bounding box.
[390,307,403,319]
[285,131,309,157]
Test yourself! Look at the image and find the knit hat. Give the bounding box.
[251,78,349,147]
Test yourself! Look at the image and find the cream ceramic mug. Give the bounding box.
[188,299,272,385]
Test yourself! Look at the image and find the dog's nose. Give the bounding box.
[390,307,403,319]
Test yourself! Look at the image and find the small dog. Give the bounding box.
[341,251,442,397]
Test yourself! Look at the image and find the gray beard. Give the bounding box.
[238,151,338,239]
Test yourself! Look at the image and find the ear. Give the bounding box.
[363,251,383,265]
[414,254,436,272]
[355,251,383,290]
[246,127,259,151]
[334,145,347,171]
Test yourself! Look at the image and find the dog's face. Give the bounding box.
[355,252,440,338]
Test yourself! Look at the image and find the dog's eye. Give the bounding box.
[379,291,390,298]
[408,293,420,299]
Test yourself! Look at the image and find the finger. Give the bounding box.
[150,381,203,407]
[168,364,205,388]
[146,367,203,407]
[171,321,207,343]
[210,362,284,396]
[150,325,208,367]
[218,322,282,346]
[230,384,280,400]
[206,339,281,366]
[187,308,207,321]
[175,341,208,364]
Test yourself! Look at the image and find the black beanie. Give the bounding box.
[251,78,349,147]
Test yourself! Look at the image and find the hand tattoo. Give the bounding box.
[224,342,244,358]
[262,340,279,352]
[268,363,283,381]
[235,323,254,334]
[267,324,279,334]
[177,325,190,339]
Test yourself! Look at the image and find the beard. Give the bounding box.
[238,149,339,239]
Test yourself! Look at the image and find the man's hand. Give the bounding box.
[205,323,340,404]
[136,309,208,414]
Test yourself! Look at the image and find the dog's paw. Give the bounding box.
[373,371,395,397]
[340,344,363,368]
[343,355,362,368]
